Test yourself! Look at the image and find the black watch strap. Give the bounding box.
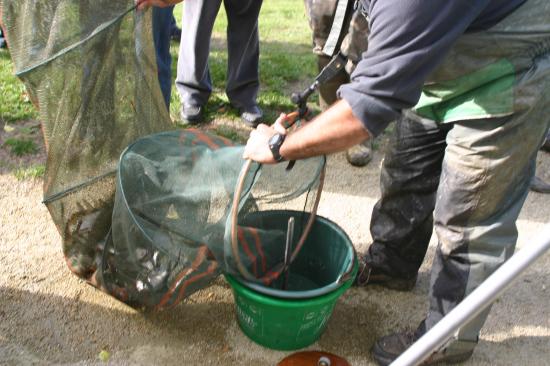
[268,133,286,162]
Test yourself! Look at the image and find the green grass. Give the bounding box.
[212,125,247,144]
[3,137,38,156]
[1,2,316,130]
[13,164,46,180]
[170,1,316,123]
[0,50,38,123]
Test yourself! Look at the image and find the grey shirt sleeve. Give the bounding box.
[338,0,493,136]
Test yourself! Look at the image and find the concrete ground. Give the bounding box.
[1,126,549,366]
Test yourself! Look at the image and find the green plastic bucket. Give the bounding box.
[226,211,358,350]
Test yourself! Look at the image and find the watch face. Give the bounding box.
[268,133,285,162]
[268,133,283,146]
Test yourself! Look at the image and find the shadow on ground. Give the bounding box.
[0,283,235,365]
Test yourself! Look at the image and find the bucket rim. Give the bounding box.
[225,259,356,307]
[228,213,358,300]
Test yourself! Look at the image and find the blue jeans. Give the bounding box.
[152,6,175,108]
[0,28,6,48]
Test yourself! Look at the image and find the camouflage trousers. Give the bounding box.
[366,0,550,353]
[303,0,368,74]
[303,0,373,165]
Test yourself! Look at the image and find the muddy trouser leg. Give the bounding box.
[415,107,550,353]
[304,2,374,165]
[366,114,450,279]
[302,0,341,111]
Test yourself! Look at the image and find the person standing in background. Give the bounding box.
[175,0,264,126]
[304,1,373,167]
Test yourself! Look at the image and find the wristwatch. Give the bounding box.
[268,133,286,162]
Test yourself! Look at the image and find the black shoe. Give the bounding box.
[530,176,550,194]
[346,139,373,167]
[240,105,263,127]
[354,255,417,291]
[0,39,6,49]
[372,331,474,366]
[180,103,203,124]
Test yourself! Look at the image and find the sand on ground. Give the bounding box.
[1,122,549,366]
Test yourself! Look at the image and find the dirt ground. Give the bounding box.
[1,122,549,366]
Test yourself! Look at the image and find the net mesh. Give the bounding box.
[1,0,171,284]
[105,129,324,309]
[2,0,325,310]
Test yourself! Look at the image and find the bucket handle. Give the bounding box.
[229,112,326,282]
[336,248,357,285]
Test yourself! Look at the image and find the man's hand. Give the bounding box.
[245,100,370,163]
[243,113,289,164]
[135,0,183,11]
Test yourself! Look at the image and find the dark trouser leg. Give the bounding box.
[175,0,222,106]
[224,0,263,109]
[419,110,550,352]
[366,112,450,279]
[152,6,175,108]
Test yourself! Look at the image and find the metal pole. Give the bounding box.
[390,225,550,366]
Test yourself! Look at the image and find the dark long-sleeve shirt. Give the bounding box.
[338,0,526,136]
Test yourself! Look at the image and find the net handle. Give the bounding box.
[229,112,326,282]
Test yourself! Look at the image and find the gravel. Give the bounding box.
[1,140,549,366]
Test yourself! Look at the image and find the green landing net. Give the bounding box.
[1,0,325,310]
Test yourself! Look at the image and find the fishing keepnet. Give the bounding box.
[2,0,325,310]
